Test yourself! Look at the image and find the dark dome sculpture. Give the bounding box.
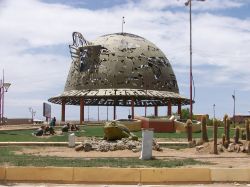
[48,32,189,108]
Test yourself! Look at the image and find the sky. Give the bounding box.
[0,0,250,121]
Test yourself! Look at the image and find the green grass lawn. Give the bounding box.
[0,128,85,142]
[0,146,209,168]
[0,125,236,142]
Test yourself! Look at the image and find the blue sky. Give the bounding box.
[0,0,250,121]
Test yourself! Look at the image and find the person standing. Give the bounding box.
[52,117,56,127]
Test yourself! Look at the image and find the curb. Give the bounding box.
[0,167,249,184]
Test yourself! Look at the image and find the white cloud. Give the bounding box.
[133,0,244,11]
[0,0,250,119]
[192,0,244,10]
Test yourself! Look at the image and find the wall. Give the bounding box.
[136,116,175,133]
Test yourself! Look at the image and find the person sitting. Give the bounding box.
[62,123,70,132]
[44,125,50,135]
[33,125,45,136]
[70,124,80,131]
[49,127,55,135]
[45,126,55,135]
[75,124,80,131]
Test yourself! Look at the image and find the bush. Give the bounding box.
[207,119,224,127]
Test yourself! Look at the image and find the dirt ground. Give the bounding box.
[2,124,250,168]
[15,144,250,168]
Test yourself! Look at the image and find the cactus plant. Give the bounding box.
[246,119,250,141]
[201,115,208,142]
[234,126,240,144]
[223,114,228,135]
[248,141,250,155]
[185,119,192,142]
[225,117,230,143]
[213,119,218,154]
[240,128,246,140]
[222,134,226,147]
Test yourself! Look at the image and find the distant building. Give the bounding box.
[194,114,209,121]
[6,118,33,125]
[231,115,250,124]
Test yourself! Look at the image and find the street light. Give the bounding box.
[29,107,36,123]
[0,70,11,125]
[122,16,125,34]
[213,104,216,120]
[184,0,206,119]
[232,90,236,126]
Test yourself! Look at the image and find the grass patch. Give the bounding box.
[0,146,209,168]
[0,126,236,142]
[0,128,86,142]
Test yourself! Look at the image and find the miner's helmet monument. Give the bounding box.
[48,32,190,122]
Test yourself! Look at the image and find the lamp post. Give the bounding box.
[0,70,11,125]
[184,0,205,119]
[213,104,216,120]
[122,16,125,34]
[29,107,36,123]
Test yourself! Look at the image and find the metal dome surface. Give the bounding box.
[48,32,190,106]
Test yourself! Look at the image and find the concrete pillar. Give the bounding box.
[178,100,182,119]
[68,133,75,148]
[131,97,134,119]
[61,98,65,122]
[154,106,158,117]
[167,101,172,116]
[144,106,147,117]
[80,98,84,125]
[140,128,154,160]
